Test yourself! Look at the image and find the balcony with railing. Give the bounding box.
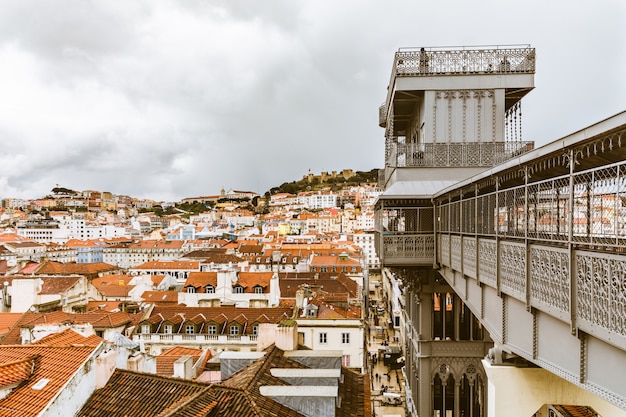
[375,206,435,266]
[133,333,259,346]
[381,45,536,123]
[385,140,534,169]
[394,45,535,77]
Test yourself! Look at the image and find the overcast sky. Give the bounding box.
[1,0,624,202]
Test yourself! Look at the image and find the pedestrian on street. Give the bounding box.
[375,372,379,382]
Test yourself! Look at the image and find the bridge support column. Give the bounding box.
[482,359,626,417]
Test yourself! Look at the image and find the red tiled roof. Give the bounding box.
[0,313,24,336]
[182,272,217,289]
[237,272,272,290]
[77,369,210,417]
[0,355,39,389]
[91,274,134,298]
[0,311,137,345]
[39,276,83,295]
[156,346,208,377]
[0,340,99,416]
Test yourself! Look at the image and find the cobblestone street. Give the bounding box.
[367,273,405,417]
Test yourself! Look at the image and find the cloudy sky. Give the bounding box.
[1,1,624,202]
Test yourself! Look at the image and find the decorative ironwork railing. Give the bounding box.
[381,234,435,264]
[438,159,626,248]
[446,235,626,345]
[386,141,534,168]
[394,45,535,77]
[432,120,626,352]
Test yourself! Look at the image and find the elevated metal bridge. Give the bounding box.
[377,111,626,411]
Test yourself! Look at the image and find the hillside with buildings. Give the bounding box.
[0,169,383,416]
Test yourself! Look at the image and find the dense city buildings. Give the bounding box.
[0,174,379,416]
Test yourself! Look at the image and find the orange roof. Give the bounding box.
[140,290,179,304]
[0,313,24,336]
[33,328,102,347]
[0,356,39,389]
[183,272,217,289]
[91,275,134,298]
[156,346,209,377]
[85,301,123,312]
[237,272,272,289]
[0,333,100,416]
[37,276,83,295]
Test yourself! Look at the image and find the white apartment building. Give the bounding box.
[356,209,376,231]
[296,314,364,372]
[352,231,380,270]
[306,192,338,210]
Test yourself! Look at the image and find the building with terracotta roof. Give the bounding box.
[28,260,121,279]
[7,275,89,313]
[132,306,294,355]
[280,279,365,372]
[88,274,154,307]
[103,239,189,269]
[179,271,280,308]
[155,345,211,379]
[0,328,112,417]
[0,310,140,345]
[129,260,201,286]
[2,241,46,262]
[78,341,371,417]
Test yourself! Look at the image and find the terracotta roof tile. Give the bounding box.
[77,369,210,417]
[0,340,99,416]
[0,313,24,336]
[156,346,207,377]
[182,272,217,289]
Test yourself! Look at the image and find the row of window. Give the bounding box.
[186,285,264,294]
[141,323,258,336]
[311,266,358,273]
[318,332,351,344]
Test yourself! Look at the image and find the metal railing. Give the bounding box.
[386,141,534,168]
[394,45,535,77]
[438,160,626,248]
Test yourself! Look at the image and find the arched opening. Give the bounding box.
[433,371,455,416]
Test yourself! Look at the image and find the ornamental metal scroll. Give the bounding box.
[463,236,477,279]
[529,245,570,315]
[478,238,497,288]
[499,241,526,301]
[395,47,535,76]
[576,251,626,337]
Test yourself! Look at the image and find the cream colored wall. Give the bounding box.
[483,359,626,417]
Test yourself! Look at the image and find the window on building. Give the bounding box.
[234,285,244,294]
[254,286,263,294]
[208,325,217,335]
[342,355,350,367]
[230,325,240,335]
[186,287,196,293]
[205,285,215,293]
[433,292,455,340]
[164,325,172,334]
[320,266,328,272]
[319,332,327,344]
[185,325,195,334]
[341,332,350,344]
[252,325,259,335]
[141,325,150,334]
